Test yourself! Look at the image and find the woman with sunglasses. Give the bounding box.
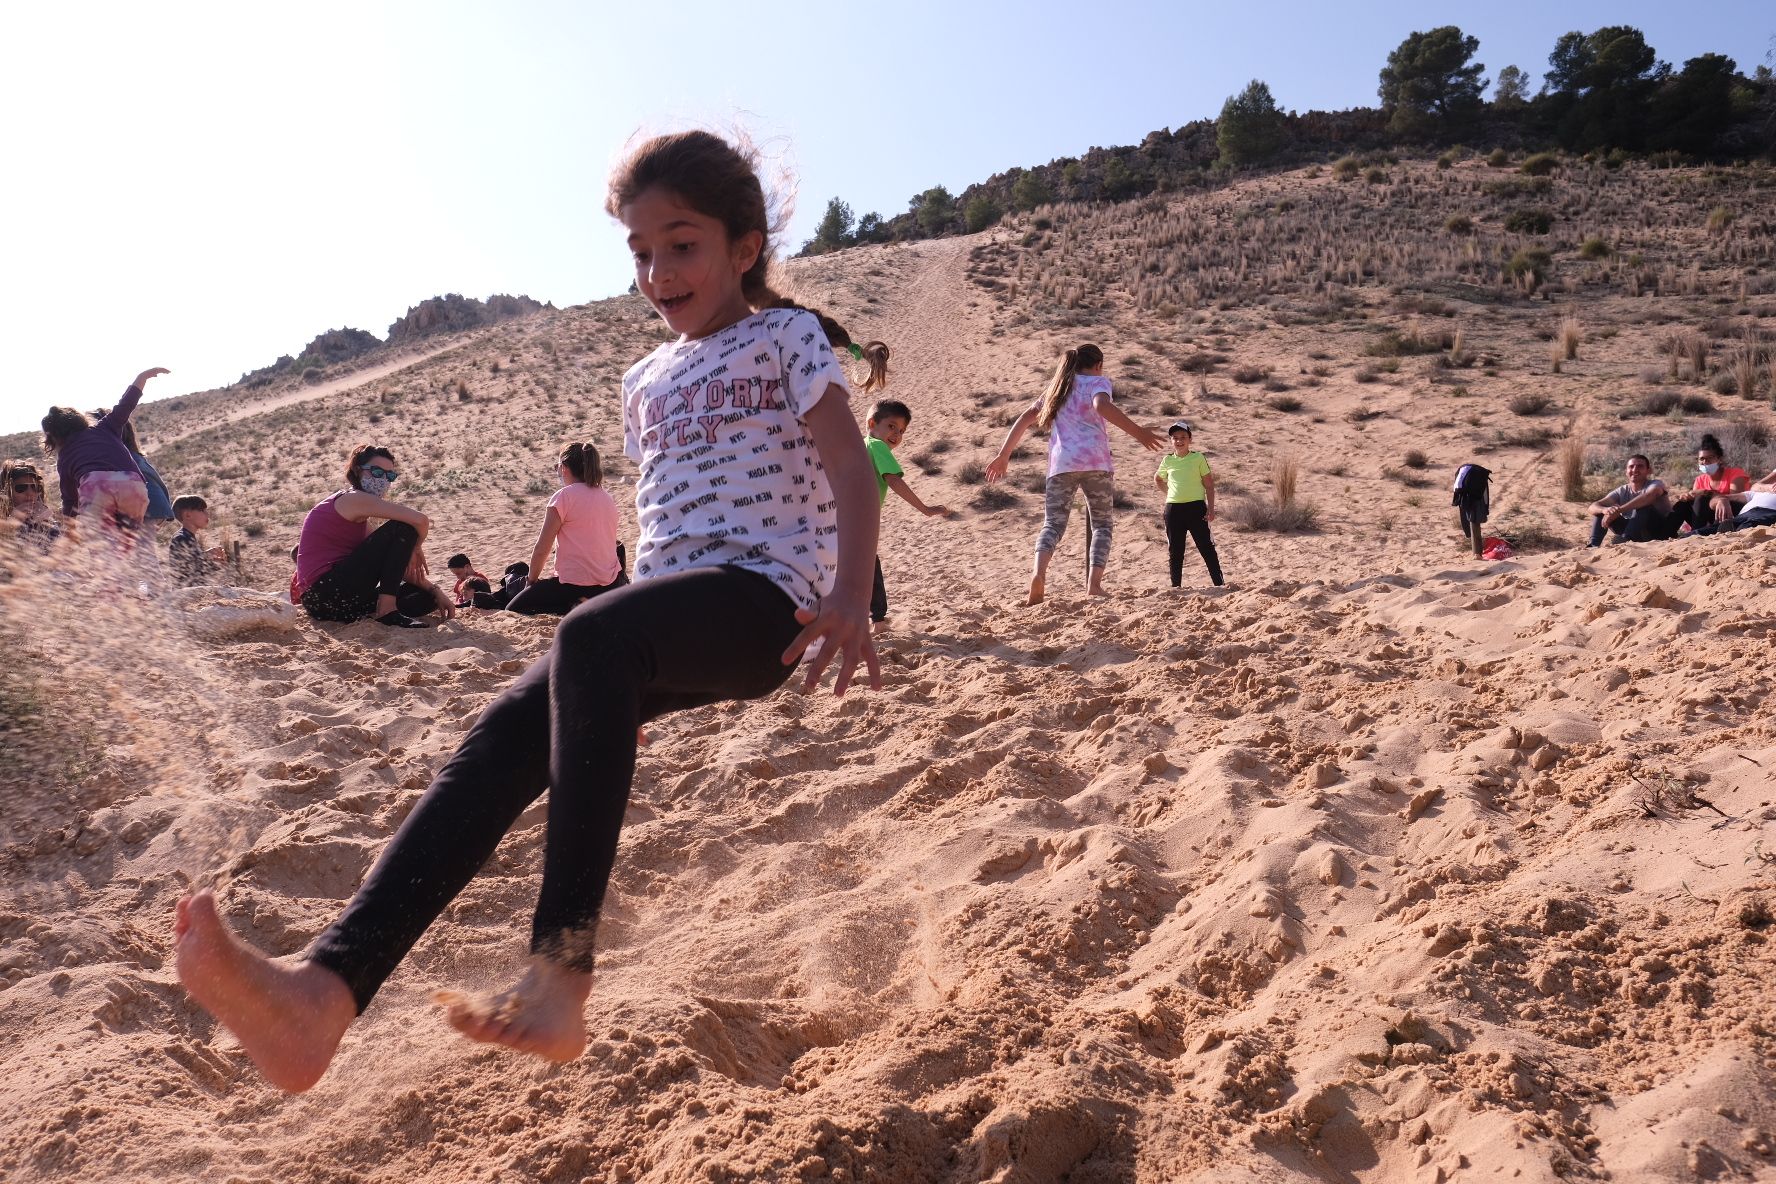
[291,444,454,628]
[1,459,61,549]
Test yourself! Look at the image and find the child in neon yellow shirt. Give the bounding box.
[1153,420,1223,587]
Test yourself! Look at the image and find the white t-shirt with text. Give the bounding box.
[622,308,850,610]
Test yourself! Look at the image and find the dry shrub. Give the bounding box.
[1558,315,1582,361]
[1558,438,1586,501]
[1231,454,1319,533]
[1508,392,1554,416]
[956,459,987,485]
[1403,448,1429,470]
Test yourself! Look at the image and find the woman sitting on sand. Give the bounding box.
[505,440,626,616]
[290,444,456,629]
[1670,433,1750,534]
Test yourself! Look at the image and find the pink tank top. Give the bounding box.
[293,492,365,599]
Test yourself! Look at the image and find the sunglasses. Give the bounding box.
[10,481,43,493]
[364,466,399,482]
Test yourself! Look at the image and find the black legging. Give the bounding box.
[1164,501,1224,587]
[301,521,434,622]
[869,557,888,623]
[505,574,627,616]
[308,564,803,1011]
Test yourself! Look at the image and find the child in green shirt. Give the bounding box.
[1153,420,1223,587]
[867,399,953,631]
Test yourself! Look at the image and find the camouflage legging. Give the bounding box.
[1036,469,1115,568]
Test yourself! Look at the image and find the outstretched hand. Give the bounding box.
[1136,428,1166,452]
[782,599,881,695]
[133,367,171,388]
[985,456,1010,484]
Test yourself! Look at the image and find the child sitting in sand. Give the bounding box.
[985,343,1163,603]
[446,553,491,608]
[40,367,169,538]
[1153,420,1223,588]
[865,397,952,631]
[505,441,626,616]
[168,495,227,586]
[174,128,885,1092]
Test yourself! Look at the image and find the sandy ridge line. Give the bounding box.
[157,340,468,447]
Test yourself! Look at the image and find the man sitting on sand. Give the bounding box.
[1693,467,1776,535]
[1587,454,1675,546]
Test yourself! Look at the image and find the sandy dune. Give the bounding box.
[3,159,1774,1183]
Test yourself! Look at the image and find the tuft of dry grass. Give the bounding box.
[1232,454,1319,533]
[1509,392,1554,416]
[1558,438,1586,501]
[1558,315,1581,362]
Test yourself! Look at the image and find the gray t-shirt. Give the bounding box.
[1603,479,1670,517]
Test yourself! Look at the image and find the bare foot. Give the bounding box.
[1087,584,1110,598]
[436,956,592,1063]
[1025,577,1045,606]
[870,619,889,636]
[174,890,357,1093]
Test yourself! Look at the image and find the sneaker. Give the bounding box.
[376,611,432,629]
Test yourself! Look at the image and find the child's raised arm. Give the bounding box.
[782,386,881,696]
[98,367,169,435]
[986,405,1040,483]
[1092,391,1164,452]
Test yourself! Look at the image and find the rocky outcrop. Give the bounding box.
[385,293,550,346]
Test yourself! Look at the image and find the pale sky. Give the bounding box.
[0,0,1765,433]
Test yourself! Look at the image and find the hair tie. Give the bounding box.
[847,343,864,361]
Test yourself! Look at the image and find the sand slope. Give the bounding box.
[3,161,1775,1183]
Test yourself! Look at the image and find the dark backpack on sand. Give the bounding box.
[1452,463,1491,555]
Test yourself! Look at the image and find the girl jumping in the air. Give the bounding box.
[173,129,886,1092]
[985,343,1163,604]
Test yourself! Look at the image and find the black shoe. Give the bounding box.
[376,611,432,629]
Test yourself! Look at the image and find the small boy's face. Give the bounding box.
[1169,431,1192,454]
[868,415,910,448]
[449,563,471,579]
[178,508,210,530]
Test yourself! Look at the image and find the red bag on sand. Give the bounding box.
[1481,537,1515,560]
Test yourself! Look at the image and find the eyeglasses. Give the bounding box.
[365,466,399,481]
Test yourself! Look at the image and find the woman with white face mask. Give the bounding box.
[291,444,455,628]
[1672,433,1750,533]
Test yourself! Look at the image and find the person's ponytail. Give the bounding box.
[742,264,890,393]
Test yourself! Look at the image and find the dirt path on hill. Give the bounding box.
[159,341,464,446]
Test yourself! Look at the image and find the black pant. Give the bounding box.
[1695,506,1776,535]
[506,574,627,617]
[1164,501,1223,586]
[1588,507,1676,546]
[870,557,888,623]
[300,521,432,622]
[308,565,803,1011]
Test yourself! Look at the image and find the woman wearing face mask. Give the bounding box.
[291,444,454,628]
[1671,434,1750,533]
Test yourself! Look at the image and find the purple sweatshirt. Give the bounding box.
[56,385,144,515]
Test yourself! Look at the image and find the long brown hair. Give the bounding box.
[606,130,890,392]
[40,407,90,454]
[1035,344,1104,432]
[560,441,603,486]
[2,459,45,518]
